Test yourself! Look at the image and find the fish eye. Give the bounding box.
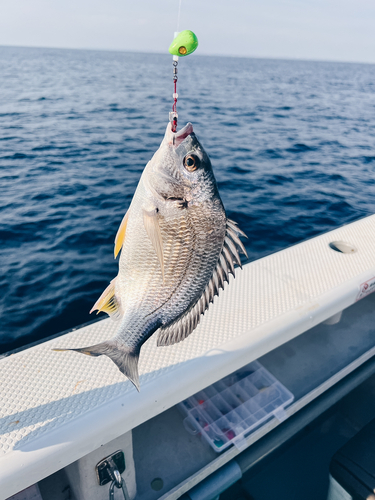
[183,154,200,172]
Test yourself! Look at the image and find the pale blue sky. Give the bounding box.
[1,0,375,63]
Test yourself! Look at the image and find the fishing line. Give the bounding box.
[171,0,183,133]
[168,3,198,133]
[176,0,183,32]
[169,0,183,133]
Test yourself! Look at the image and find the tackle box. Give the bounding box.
[178,360,294,452]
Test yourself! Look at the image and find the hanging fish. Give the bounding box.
[54,122,247,390]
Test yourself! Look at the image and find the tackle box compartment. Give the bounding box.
[178,361,294,452]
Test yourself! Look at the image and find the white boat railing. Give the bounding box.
[1,214,375,499]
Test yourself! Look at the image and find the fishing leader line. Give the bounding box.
[168,4,198,132]
[176,0,183,32]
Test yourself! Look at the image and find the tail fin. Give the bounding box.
[53,340,140,391]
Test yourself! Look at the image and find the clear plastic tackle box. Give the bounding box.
[178,361,294,453]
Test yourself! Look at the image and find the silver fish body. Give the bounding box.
[55,122,247,390]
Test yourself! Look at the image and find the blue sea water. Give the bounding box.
[1,46,375,353]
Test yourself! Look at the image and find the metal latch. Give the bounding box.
[95,450,130,500]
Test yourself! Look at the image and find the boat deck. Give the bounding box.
[1,215,375,499]
[132,291,375,500]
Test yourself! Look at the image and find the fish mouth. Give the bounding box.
[163,122,194,147]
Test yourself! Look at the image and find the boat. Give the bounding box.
[2,214,375,500]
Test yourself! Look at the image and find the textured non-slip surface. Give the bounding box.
[1,215,375,462]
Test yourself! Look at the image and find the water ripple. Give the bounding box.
[1,47,375,352]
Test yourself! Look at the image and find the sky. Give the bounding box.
[0,0,375,64]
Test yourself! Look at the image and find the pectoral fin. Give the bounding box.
[143,208,164,281]
[114,210,130,259]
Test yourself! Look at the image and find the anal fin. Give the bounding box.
[90,278,122,320]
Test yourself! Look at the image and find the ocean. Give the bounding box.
[1,45,375,353]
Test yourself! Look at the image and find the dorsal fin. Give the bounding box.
[89,278,122,320]
[157,284,209,347]
[114,210,130,258]
[157,219,247,347]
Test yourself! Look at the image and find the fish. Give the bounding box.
[54,122,247,390]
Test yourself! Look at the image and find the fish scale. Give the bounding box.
[161,206,224,322]
[54,122,247,390]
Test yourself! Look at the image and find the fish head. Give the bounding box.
[145,122,219,204]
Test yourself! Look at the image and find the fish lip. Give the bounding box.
[163,122,194,147]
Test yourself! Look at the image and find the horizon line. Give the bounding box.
[0,43,374,67]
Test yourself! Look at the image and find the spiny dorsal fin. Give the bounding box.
[157,286,208,347]
[227,218,248,239]
[114,210,130,258]
[143,208,164,281]
[157,218,247,347]
[89,278,122,320]
[223,219,248,271]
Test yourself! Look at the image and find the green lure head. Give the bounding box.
[169,30,198,57]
